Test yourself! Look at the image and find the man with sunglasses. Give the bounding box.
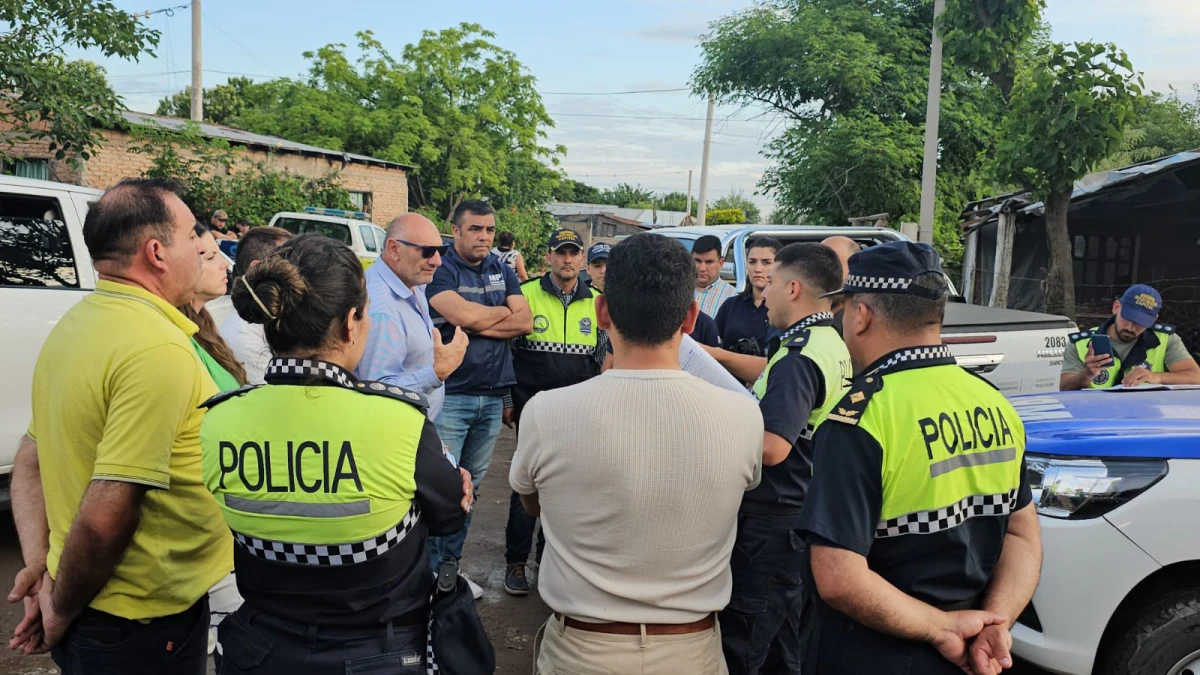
[357,212,469,422]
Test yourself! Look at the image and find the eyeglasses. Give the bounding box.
[393,239,449,259]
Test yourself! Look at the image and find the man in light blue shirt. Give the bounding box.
[357,213,468,419]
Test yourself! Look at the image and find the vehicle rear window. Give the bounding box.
[274,217,352,245]
[0,192,78,288]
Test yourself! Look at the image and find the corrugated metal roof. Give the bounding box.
[959,149,1200,233]
[120,110,415,171]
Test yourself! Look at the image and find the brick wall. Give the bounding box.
[5,128,409,226]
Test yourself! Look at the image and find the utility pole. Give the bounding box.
[685,169,693,219]
[917,0,945,243]
[697,94,715,226]
[190,0,203,122]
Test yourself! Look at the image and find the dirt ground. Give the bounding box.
[0,426,1045,675]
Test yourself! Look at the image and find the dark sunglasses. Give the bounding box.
[393,239,448,259]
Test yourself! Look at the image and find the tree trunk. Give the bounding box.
[1043,188,1077,319]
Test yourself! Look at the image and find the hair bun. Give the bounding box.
[231,255,307,325]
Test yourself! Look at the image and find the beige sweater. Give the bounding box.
[510,369,763,624]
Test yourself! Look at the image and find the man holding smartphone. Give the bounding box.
[1061,284,1200,390]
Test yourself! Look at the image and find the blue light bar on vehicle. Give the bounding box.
[302,206,371,221]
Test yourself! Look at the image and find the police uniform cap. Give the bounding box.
[548,228,583,252]
[821,240,948,301]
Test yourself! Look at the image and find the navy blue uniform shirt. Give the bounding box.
[427,246,522,396]
[716,292,780,355]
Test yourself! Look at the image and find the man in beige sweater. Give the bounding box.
[511,233,764,675]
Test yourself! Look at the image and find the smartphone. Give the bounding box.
[1091,334,1113,360]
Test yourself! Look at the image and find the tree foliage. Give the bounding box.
[597,183,655,208]
[940,0,1046,98]
[0,0,158,163]
[155,77,258,126]
[711,192,761,224]
[155,24,560,216]
[553,178,604,204]
[706,208,747,225]
[1097,86,1200,171]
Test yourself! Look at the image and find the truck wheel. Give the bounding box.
[1098,589,1200,675]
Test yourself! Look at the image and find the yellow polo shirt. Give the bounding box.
[28,280,232,619]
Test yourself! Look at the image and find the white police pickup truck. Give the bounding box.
[269,207,387,269]
[0,175,231,507]
[1010,387,1200,675]
[656,225,1074,396]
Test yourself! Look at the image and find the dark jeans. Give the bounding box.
[51,597,209,675]
[721,511,810,675]
[805,613,964,675]
[504,490,545,566]
[217,607,426,675]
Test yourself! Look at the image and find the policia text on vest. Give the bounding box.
[215,439,363,495]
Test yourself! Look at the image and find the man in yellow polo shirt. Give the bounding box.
[8,178,232,674]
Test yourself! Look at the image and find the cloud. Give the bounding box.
[632,21,707,44]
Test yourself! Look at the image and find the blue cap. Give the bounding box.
[1119,284,1162,328]
[821,241,948,300]
[587,242,611,263]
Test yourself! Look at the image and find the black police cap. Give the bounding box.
[821,240,948,300]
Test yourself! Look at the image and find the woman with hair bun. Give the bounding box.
[199,233,472,673]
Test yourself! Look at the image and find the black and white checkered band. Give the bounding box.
[233,502,421,566]
[265,358,356,389]
[518,340,595,356]
[845,274,913,291]
[781,312,835,342]
[877,489,1017,538]
[878,345,955,373]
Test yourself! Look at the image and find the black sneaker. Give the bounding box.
[504,563,530,596]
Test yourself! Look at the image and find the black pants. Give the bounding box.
[217,607,426,675]
[805,614,965,675]
[504,490,545,566]
[721,511,811,675]
[51,597,209,675]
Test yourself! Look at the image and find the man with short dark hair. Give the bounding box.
[693,234,738,318]
[1061,283,1200,390]
[219,226,293,384]
[512,233,762,675]
[503,228,604,596]
[9,178,232,673]
[233,217,252,239]
[799,241,1041,673]
[426,199,533,597]
[210,208,236,241]
[721,244,851,675]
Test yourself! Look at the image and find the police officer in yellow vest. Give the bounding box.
[798,241,1043,675]
[720,243,851,675]
[200,234,471,674]
[1061,284,1200,390]
[503,228,604,596]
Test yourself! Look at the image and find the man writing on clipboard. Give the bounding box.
[1061,284,1200,390]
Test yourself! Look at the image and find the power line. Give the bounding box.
[202,10,279,77]
[575,170,690,178]
[550,112,769,123]
[540,87,689,96]
[133,3,189,17]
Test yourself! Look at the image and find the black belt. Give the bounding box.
[244,606,426,640]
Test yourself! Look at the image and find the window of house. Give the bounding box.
[0,192,78,287]
[1072,234,1137,288]
[2,158,50,181]
[348,191,372,212]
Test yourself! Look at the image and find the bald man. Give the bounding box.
[355,213,469,420]
[821,235,860,335]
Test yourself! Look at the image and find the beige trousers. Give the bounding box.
[535,613,729,675]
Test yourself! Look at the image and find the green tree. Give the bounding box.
[940,0,1046,99]
[1097,86,1200,170]
[994,42,1141,316]
[658,191,696,215]
[553,178,604,204]
[598,183,654,208]
[155,77,257,125]
[711,191,761,224]
[707,208,746,225]
[0,1,158,163]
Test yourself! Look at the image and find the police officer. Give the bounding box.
[798,241,1043,675]
[200,234,472,673]
[503,229,605,596]
[721,243,852,675]
[1061,283,1200,390]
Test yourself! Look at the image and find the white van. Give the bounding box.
[269,207,387,269]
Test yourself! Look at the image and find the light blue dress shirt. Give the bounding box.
[356,259,444,419]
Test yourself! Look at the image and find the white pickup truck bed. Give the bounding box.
[942,303,1073,396]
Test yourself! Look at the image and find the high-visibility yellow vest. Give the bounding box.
[752,313,852,439]
[1070,321,1174,389]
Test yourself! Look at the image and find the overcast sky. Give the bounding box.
[79,0,1200,217]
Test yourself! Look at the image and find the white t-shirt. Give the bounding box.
[510,369,763,624]
[218,311,272,385]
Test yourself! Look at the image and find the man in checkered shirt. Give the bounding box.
[797,241,1043,675]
